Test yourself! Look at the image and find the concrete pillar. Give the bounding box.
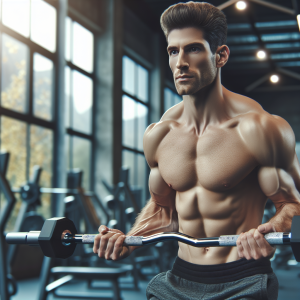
[94,0,123,197]
[53,0,67,217]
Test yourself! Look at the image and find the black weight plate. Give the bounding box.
[291,215,300,262]
[38,217,77,259]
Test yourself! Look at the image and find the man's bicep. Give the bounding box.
[149,167,176,207]
[258,160,300,232]
[127,167,177,237]
[258,166,300,206]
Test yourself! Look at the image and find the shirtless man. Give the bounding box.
[93,2,300,299]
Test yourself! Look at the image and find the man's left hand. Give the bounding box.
[236,223,276,260]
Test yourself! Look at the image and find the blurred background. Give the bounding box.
[0,0,300,299]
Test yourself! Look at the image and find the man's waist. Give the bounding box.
[171,256,273,284]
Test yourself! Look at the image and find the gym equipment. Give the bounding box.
[102,167,140,234]
[12,178,106,208]
[0,152,18,300]
[6,215,300,261]
[48,265,133,300]
[103,167,156,282]
[12,168,115,237]
[35,170,135,300]
[7,165,45,277]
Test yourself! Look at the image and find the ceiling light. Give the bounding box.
[236,1,247,10]
[257,50,266,59]
[297,15,300,32]
[270,74,279,83]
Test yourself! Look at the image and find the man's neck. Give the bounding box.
[181,71,228,135]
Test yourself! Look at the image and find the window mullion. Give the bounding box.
[28,49,34,116]
[26,124,30,181]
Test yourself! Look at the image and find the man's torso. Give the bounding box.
[149,89,269,264]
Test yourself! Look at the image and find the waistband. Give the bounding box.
[171,256,273,284]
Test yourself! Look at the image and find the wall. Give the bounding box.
[249,90,300,141]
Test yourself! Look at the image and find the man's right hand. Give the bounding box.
[93,225,131,261]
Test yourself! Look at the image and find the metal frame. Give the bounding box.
[217,0,300,92]
[245,67,300,92]
[218,0,297,16]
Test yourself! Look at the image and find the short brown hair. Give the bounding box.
[160,1,227,53]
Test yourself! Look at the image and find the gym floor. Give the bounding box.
[10,261,300,300]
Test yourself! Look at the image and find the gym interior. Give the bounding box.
[0,0,300,299]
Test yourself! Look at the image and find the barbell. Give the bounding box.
[6,216,300,260]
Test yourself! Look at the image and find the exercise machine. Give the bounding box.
[0,152,18,300]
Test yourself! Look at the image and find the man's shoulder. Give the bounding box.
[161,101,184,121]
[238,110,295,167]
[239,110,292,140]
[225,89,292,138]
[144,102,183,145]
[143,103,183,167]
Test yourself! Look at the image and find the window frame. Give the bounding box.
[0,0,59,222]
[0,0,97,194]
[64,13,97,191]
[122,53,151,205]
[0,0,57,183]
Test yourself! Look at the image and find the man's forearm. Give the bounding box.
[269,202,300,232]
[127,198,178,237]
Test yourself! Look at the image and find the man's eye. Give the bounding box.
[170,50,178,55]
[190,47,200,52]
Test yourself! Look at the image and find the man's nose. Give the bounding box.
[176,51,189,70]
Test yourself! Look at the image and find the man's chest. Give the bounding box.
[156,126,257,192]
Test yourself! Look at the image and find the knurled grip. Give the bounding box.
[219,232,284,246]
[219,235,238,246]
[123,236,143,246]
[264,232,284,245]
[82,235,96,243]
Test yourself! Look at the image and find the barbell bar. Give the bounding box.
[5,216,300,260]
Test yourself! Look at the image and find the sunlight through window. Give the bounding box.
[72,22,94,73]
[31,0,57,52]
[2,0,30,37]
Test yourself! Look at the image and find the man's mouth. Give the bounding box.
[176,75,193,81]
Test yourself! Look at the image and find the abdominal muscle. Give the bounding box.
[175,185,267,265]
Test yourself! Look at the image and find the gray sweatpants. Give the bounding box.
[146,269,278,300]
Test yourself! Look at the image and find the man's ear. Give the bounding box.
[215,45,230,68]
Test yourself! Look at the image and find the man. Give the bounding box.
[93,2,300,299]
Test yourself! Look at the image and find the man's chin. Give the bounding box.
[176,86,199,96]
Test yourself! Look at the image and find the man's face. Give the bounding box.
[167,27,217,96]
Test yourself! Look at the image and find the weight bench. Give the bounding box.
[46,265,133,300]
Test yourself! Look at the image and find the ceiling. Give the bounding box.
[125,0,300,95]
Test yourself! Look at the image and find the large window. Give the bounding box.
[0,1,95,232]
[0,0,56,229]
[64,16,94,190]
[122,56,149,207]
[164,87,182,112]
